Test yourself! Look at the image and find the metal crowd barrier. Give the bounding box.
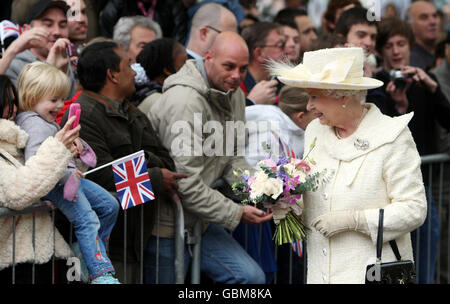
[0,193,185,284]
[2,153,450,284]
[418,153,450,284]
[188,153,450,284]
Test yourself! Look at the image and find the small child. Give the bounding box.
[15,62,120,284]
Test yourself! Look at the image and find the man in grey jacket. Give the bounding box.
[147,31,273,284]
[5,0,78,98]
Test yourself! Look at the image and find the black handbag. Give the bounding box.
[365,209,416,284]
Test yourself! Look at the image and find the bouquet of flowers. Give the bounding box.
[232,138,329,245]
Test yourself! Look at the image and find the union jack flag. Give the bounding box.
[112,150,155,210]
[0,20,23,43]
[291,238,303,258]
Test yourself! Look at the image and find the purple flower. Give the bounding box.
[276,167,289,181]
[242,174,250,183]
[284,175,300,193]
[277,156,290,166]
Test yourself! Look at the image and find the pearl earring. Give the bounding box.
[342,104,346,108]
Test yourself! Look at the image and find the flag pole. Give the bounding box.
[83,150,144,176]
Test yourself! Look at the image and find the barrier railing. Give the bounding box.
[187,153,450,284]
[2,153,450,284]
[0,193,185,284]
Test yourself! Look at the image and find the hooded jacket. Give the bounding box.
[148,59,250,237]
[0,119,73,270]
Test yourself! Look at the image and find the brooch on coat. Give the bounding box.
[354,138,369,151]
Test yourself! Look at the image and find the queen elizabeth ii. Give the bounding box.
[270,47,427,284]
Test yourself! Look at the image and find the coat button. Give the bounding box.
[322,274,327,282]
[322,248,327,256]
[322,193,328,200]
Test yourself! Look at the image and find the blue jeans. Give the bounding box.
[43,178,119,280]
[143,223,266,284]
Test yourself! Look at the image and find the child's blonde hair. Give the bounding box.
[18,62,70,111]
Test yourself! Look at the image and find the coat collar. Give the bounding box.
[318,103,413,162]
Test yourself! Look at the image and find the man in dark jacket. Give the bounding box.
[60,41,187,283]
[375,16,450,284]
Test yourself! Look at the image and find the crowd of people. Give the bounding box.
[0,0,449,285]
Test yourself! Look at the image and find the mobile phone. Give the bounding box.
[66,43,80,66]
[68,103,81,129]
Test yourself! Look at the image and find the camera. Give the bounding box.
[389,69,414,90]
[389,69,407,90]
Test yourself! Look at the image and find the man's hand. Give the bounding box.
[161,168,188,194]
[386,80,408,114]
[241,205,273,225]
[402,66,437,93]
[46,38,71,71]
[247,79,278,105]
[6,27,49,55]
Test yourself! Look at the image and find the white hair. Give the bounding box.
[322,89,367,104]
[113,16,162,51]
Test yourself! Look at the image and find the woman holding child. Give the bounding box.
[0,74,79,283]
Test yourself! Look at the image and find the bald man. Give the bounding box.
[146,32,271,284]
[408,1,440,70]
[185,3,238,59]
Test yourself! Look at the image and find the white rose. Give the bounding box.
[263,178,284,199]
[250,171,268,199]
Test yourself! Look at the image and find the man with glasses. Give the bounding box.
[185,2,237,60]
[240,22,285,106]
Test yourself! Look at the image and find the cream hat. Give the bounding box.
[270,47,383,90]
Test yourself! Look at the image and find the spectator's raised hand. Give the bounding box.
[402,66,438,93]
[247,79,278,105]
[46,38,71,71]
[6,27,49,55]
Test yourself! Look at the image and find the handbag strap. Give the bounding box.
[376,208,403,262]
[389,240,402,261]
[376,209,384,262]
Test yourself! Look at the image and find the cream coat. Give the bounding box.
[0,119,73,270]
[303,103,427,284]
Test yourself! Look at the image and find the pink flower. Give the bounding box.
[247,176,256,186]
[293,159,310,172]
[262,158,278,170]
[284,176,300,193]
